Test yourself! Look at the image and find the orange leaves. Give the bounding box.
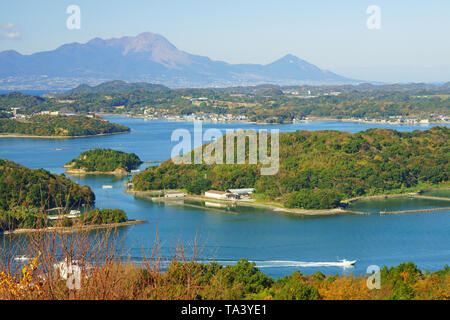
[0,252,43,299]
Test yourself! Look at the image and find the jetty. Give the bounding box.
[413,195,450,202]
[380,207,450,215]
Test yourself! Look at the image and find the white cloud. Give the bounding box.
[2,31,21,39]
[2,23,16,30]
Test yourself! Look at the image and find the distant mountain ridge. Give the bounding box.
[0,32,359,89]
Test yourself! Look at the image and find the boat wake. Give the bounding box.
[218,260,357,269]
[128,257,356,269]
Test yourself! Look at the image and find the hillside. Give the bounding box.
[65,148,142,174]
[0,158,95,211]
[0,92,53,114]
[132,127,450,209]
[0,115,130,137]
[65,80,169,95]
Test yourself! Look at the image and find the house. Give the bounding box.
[204,190,229,200]
[225,188,255,199]
[164,191,186,198]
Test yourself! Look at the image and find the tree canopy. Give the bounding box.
[66,148,142,173]
[133,127,449,209]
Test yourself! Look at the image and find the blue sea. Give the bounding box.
[0,117,449,278]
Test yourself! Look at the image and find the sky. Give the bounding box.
[0,0,449,83]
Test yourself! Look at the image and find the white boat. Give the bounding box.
[14,255,30,262]
[102,185,113,189]
[338,259,357,267]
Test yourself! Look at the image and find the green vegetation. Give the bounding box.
[0,158,132,232]
[0,115,130,137]
[1,83,448,123]
[65,80,169,95]
[133,127,449,209]
[66,148,142,173]
[0,159,95,211]
[0,207,129,232]
[139,259,450,300]
[0,207,47,232]
[80,208,128,225]
[0,92,52,115]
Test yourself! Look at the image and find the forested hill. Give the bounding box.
[63,80,169,95]
[132,127,450,209]
[0,115,130,137]
[65,148,142,173]
[0,159,95,211]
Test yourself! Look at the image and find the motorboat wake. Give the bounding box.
[249,259,357,269]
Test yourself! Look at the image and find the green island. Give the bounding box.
[65,148,142,175]
[0,115,130,137]
[0,159,142,233]
[132,127,450,210]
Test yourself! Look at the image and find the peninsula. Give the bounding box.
[0,115,130,137]
[132,127,450,210]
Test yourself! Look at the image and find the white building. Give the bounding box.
[164,191,186,198]
[204,190,229,200]
[226,188,255,196]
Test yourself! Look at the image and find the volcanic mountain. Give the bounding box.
[0,32,358,89]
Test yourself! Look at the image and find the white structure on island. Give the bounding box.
[204,190,229,200]
[164,191,186,198]
[225,188,255,197]
[204,189,255,200]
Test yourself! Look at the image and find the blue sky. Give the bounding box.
[1,0,449,82]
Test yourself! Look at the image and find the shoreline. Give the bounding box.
[64,168,131,176]
[102,113,450,126]
[0,131,130,139]
[0,219,147,235]
[341,187,450,204]
[125,189,367,216]
[126,186,450,216]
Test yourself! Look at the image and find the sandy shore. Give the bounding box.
[64,167,130,176]
[0,219,147,235]
[0,131,130,139]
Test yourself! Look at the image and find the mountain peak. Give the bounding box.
[271,54,309,66]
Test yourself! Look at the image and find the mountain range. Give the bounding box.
[0,32,359,89]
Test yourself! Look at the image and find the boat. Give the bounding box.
[102,185,113,189]
[14,255,30,262]
[338,259,357,267]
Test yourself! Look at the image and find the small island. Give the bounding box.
[0,115,130,138]
[64,148,142,175]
